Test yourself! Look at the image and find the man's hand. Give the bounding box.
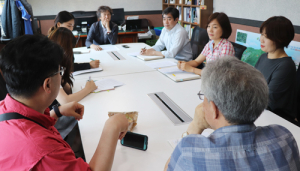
[187,103,210,134]
[178,61,194,73]
[59,102,84,121]
[90,60,100,68]
[91,44,102,51]
[140,48,154,56]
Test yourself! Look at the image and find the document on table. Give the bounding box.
[73,67,103,76]
[136,55,164,61]
[158,66,185,74]
[73,49,90,54]
[167,129,214,149]
[127,51,140,57]
[82,78,124,92]
[146,61,177,69]
[99,45,119,51]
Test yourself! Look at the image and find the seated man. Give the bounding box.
[165,57,300,170]
[140,7,193,61]
[0,35,128,170]
[86,6,118,51]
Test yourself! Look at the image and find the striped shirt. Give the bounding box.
[201,38,235,62]
[168,124,300,171]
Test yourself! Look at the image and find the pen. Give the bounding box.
[89,76,91,81]
[90,58,95,61]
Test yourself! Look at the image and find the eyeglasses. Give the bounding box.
[197,91,205,100]
[48,67,65,78]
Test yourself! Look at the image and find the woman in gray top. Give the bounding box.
[255,16,297,123]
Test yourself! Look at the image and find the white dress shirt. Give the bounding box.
[152,23,193,61]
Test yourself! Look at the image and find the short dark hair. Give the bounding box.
[207,12,232,39]
[162,7,179,21]
[0,35,63,98]
[260,16,294,49]
[97,6,113,18]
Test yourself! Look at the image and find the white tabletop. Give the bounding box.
[73,71,300,171]
[73,43,159,80]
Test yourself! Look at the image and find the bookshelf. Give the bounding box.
[162,0,213,39]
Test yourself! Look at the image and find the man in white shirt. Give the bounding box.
[140,7,193,61]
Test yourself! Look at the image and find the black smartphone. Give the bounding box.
[122,45,130,48]
[121,132,148,151]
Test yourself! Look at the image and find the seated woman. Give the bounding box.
[48,27,98,139]
[177,12,235,75]
[255,16,297,122]
[86,6,118,51]
[49,11,100,71]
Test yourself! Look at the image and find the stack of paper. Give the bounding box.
[136,55,164,61]
[73,49,90,54]
[158,66,201,82]
[146,61,177,69]
[73,68,103,76]
[99,45,120,51]
[83,79,124,93]
[127,51,140,57]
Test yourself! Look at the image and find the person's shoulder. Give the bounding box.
[257,124,294,139]
[180,134,211,148]
[110,21,118,28]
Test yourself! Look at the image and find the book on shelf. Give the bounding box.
[164,0,168,3]
[170,0,175,4]
[176,6,182,20]
[190,26,194,39]
[185,0,192,5]
[191,7,199,24]
[179,0,182,4]
[184,24,191,37]
[184,7,191,22]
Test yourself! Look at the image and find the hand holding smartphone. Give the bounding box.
[121,132,148,151]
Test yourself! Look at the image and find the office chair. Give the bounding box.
[0,72,8,101]
[33,18,41,34]
[230,42,247,60]
[296,63,300,124]
[190,26,209,68]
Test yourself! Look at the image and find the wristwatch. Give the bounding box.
[182,131,189,138]
[53,104,62,118]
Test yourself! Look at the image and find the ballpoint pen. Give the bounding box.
[89,76,91,81]
[90,58,95,61]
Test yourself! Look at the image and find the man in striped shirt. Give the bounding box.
[165,56,300,171]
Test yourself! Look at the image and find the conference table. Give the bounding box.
[73,43,300,171]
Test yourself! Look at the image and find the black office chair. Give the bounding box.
[0,72,8,101]
[230,42,247,60]
[33,18,41,34]
[296,63,300,123]
[190,26,209,68]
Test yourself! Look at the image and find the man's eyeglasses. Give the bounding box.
[48,67,65,78]
[197,91,205,100]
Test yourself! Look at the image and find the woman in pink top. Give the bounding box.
[178,12,235,75]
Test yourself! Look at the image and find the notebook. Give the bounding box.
[136,55,164,61]
[158,66,201,82]
[82,78,124,93]
[73,67,103,76]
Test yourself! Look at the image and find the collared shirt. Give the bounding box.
[201,38,235,62]
[0,94,91,171]
[152,23,193,61]
[168,124,300,171]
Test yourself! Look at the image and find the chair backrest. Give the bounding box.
[0,73,7,101]
[296,63,300,122]
[33,18,41,34]
[190,26,209,60]
[111,8,125,26]
[230,42,247,60]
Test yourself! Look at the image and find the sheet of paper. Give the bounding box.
[73,67,103,76]
[167,129,214,149]
[127,51,140,57]
[83,79,124,92]
[158,66,185,74]
[99,45,119,51]
[145,61,177,69]
[73,49,90,54]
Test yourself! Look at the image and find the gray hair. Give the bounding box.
[201,56,268,124]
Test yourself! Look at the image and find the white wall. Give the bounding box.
[28,0,162,16]
[213,0,300,26]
